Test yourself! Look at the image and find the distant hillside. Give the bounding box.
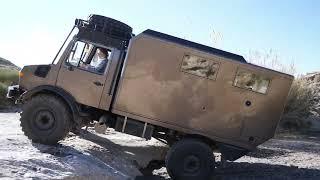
[0,57,20,70]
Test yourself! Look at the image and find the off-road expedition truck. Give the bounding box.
[7,15,294,179]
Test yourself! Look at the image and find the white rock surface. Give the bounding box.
[0,113,167,180]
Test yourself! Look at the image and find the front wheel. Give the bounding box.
[20,94,72,145]
[165,138,215,180]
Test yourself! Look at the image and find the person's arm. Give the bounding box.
[95,59,108,73]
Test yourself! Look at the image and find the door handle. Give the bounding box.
[67,66,74,71]
[93,81,103,86]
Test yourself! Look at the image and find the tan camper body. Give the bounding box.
[113,30,293,150]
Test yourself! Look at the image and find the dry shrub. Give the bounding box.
[246,49,317,130]
[281,78,317,130]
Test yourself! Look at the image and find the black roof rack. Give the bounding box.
[74,15,133,49]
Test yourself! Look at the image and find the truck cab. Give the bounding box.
[16,15,131,110]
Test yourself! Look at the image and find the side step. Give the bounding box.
[114,116,154,140]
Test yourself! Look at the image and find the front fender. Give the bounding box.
[20,85,81,124]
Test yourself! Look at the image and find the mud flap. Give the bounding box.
[218,143,250,161]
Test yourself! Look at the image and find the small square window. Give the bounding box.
[181,54,219,80]
[233,69,270,94]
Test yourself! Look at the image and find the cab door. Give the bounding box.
[56,40,114,108]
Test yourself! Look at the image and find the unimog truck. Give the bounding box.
[7,15,293,179]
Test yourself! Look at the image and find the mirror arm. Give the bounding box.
[51,26,76,64]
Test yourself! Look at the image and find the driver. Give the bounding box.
[83,48,109,73]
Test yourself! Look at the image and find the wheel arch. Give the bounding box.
[184,134,217,148]
[184,134,249,161]
[21,85,80,124]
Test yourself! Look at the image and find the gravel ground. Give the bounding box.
[1,112,320,180]
[152,134,320,180]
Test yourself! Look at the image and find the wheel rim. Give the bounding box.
[183,155,201,173]
[34,110,55,131]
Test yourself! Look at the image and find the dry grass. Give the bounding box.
[246,49,296,75]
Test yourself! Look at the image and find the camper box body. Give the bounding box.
[113,30,293,150]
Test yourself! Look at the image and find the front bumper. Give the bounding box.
[6,85,23,101]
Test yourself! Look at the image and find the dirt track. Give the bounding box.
[1,113,320,180]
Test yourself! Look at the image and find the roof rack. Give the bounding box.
[75,14,133,42]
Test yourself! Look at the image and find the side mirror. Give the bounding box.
[70,42,78,60]
[75,19,80,26]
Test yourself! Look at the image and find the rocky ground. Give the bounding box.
[152,132,320,180]
[0,113,167,180]
[1,113,320,180]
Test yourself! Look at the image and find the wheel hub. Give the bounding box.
[34,110,55,130]
[183,155,201,173]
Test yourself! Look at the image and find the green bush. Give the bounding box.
[0,68,19,108]
[0,82,9,108]
[0,82,7,95]
[0,68,19,84]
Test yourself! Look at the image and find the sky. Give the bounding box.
[0,0,319,74]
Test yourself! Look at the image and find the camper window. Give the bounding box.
[233,69,270,94]
[181,54,219,80]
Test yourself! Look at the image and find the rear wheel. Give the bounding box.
[20,94,72,145]
[165,138,215,180]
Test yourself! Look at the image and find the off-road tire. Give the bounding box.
[165,138,215,180]
[20,94,72,145]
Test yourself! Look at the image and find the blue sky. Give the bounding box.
[0,0,319,74]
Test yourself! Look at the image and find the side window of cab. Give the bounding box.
[66,40,111,74]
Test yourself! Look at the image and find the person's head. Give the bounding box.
[97,48,108,59]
